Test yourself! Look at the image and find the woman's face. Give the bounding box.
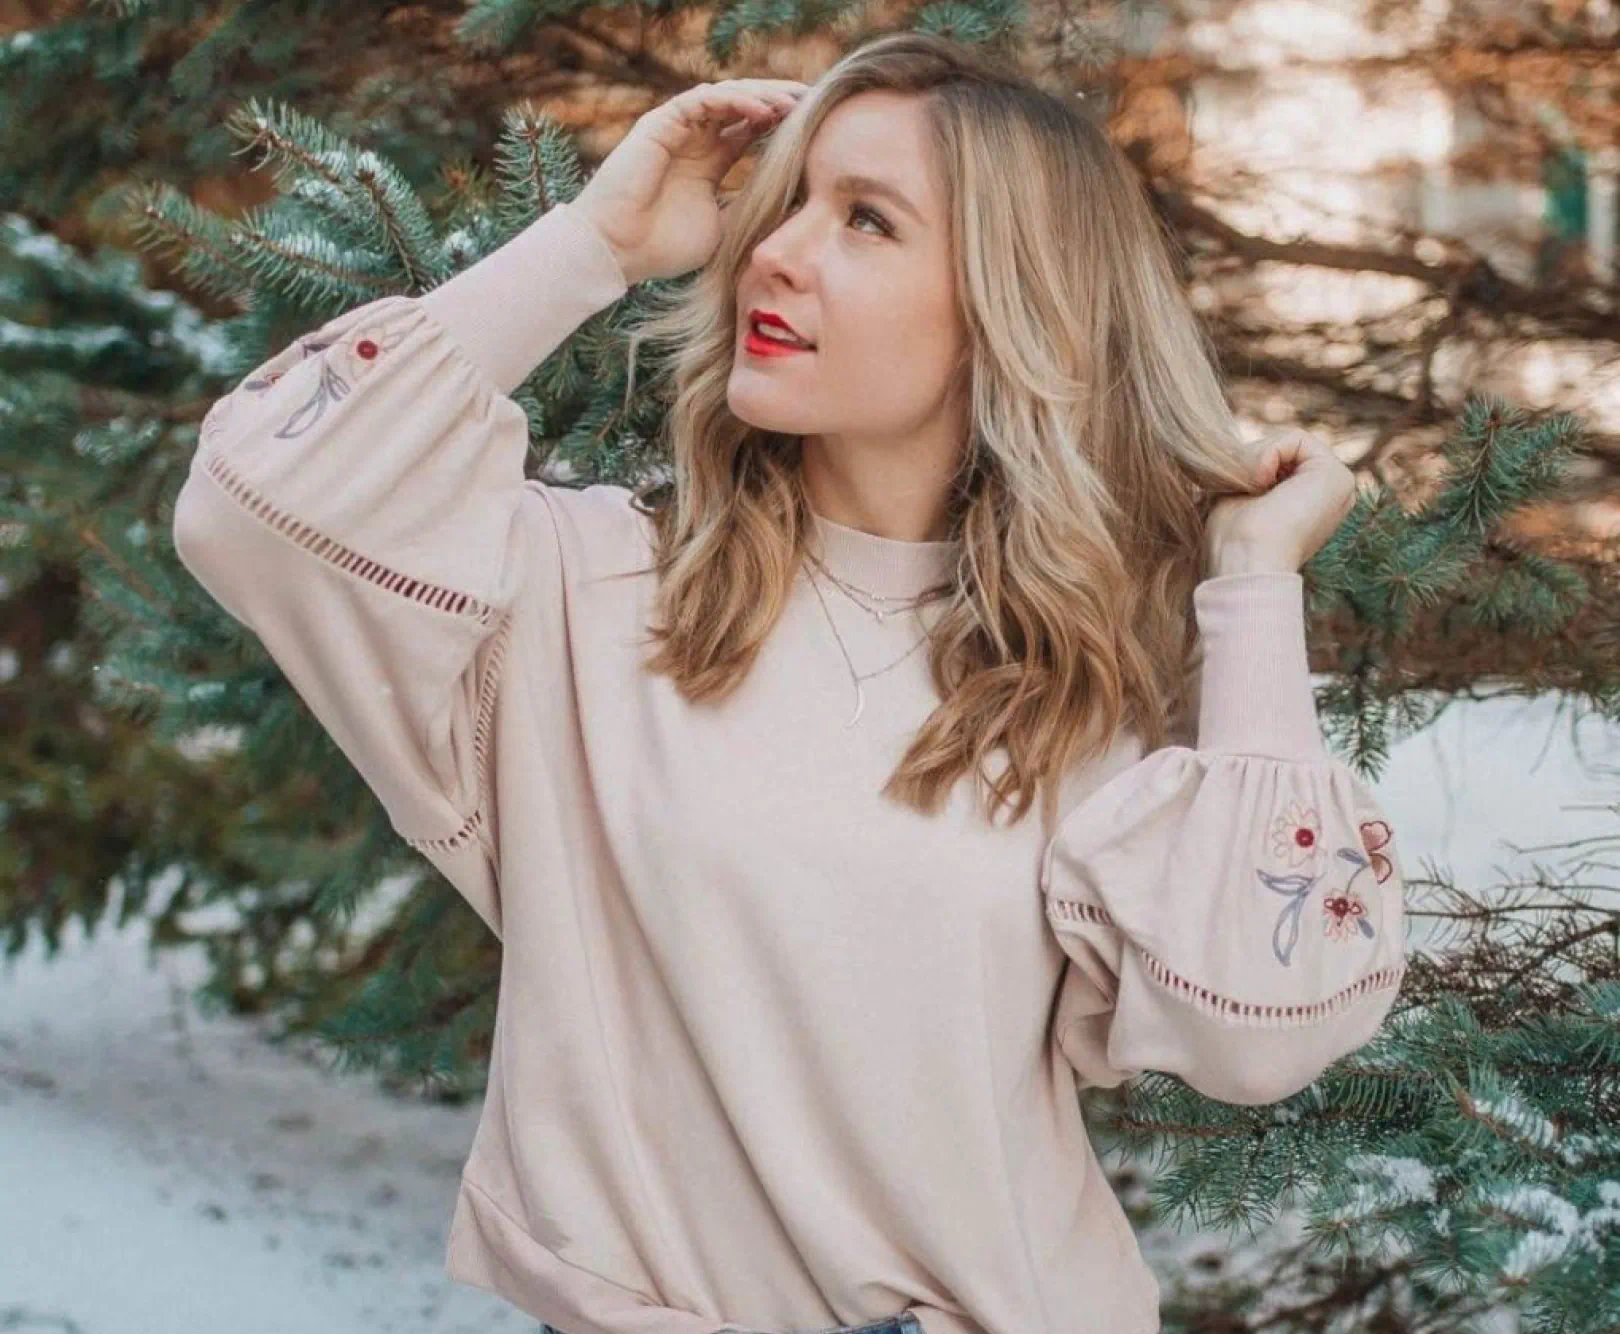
[729,90,966,456]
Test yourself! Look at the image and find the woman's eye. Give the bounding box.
[784,193,892,237]
[850,203,892,236]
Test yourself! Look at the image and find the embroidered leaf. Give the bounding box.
[1257,868,1316,967]
[273,362,350,439]
[1258,870,1314,896]
[1275,894,1305,965]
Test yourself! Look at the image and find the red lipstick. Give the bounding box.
[744,308,815,357]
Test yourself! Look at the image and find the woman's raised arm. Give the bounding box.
[170,201,628,935]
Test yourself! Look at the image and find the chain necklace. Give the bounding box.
[803,547,955,624]
[802,559,950,729]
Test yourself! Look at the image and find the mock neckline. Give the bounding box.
[807,510,961,599]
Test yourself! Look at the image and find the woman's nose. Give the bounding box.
[752,216,812,280]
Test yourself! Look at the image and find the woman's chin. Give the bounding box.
[726,382,809,435]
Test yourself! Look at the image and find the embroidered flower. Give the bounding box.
[1359,819,1395,883]
[335,323,396,384]
[1258,793,1390,966]
[250,317,412,440]
[241,367,285,394]
[1268,799,1323,868]
[1323,889,1374,941]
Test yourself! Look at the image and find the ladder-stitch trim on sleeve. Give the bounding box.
[404,608,515,858]
[199,447,502,626]
[408,804,486,855]
[1046,897,1406,1029]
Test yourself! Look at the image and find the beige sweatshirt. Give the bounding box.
[170,200,1409,1334]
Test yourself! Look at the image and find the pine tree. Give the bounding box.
[1101,819,1620,1331]
[7,4,1620,1329]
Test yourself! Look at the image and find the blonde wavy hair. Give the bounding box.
[613,30,1261,833]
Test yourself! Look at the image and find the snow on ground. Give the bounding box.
[0,887,530,1334]
[3,688,1616,1334]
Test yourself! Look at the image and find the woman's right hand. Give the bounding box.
[573,78,810,287]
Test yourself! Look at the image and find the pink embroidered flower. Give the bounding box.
[336,324,396,384]
[1268,799,1323,868]
[1359,819,1395,883]
[1323,889,1371,941]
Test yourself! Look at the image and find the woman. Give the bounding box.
[172,31,1406,1334]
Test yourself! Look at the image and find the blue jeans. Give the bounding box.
[541,1315,924,1334]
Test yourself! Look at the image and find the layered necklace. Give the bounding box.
[802,546,956,728]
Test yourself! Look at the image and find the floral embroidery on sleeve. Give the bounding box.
[1257,809,1392,966]
[239,319,410,440]
[1359,819,1396,883]
[1268,798,1323,868]
[1323,889,1371,941]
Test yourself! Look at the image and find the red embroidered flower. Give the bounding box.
[336,323,396,383]
[1359,819,1395,883]
[1268,799,1322,868]
[1323,890,1371,941]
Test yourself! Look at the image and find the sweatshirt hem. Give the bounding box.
[448,1171,712,1330]
[448,1173,989,1334]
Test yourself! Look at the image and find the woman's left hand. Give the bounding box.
[1205,429,1358,575]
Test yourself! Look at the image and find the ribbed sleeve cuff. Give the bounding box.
[418,201,630,398]
[1192,571,1327,763]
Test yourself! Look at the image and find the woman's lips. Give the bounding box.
[744,328,815,358]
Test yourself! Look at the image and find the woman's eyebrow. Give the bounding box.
[829,172,925,224]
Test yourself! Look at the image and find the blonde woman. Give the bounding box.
[173,31,1407,1334]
